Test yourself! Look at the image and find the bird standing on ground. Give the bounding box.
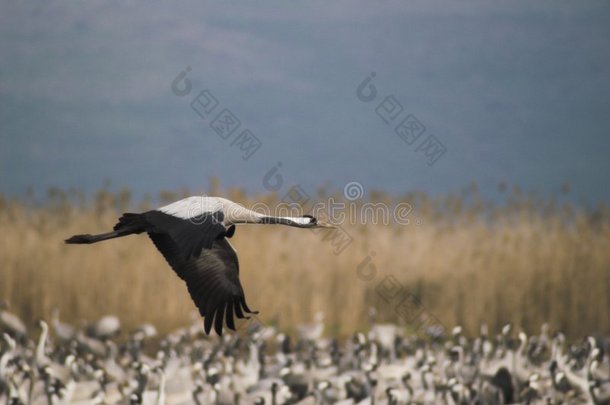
[0,301,27,342]
[65,196,333,336]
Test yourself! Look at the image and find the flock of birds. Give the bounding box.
[1,303,609,405]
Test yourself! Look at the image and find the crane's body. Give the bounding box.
[65,196,331,335]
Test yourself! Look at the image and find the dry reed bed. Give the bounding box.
[0,187,608,339]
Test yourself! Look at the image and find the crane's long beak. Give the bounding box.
[312,219,336,229]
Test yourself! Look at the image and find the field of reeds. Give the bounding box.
[1,183,609,339]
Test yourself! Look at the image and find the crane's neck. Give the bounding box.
[259,215,315,227]
[36,322,48,366]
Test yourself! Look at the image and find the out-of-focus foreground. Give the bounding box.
[0,184,609,339]
[1,315,609,404]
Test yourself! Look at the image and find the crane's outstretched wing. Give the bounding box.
[141,210,227,259]
[148,232,257,335]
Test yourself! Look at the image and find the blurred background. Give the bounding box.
[1,1,609,339]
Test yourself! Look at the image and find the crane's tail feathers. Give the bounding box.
[66,213,148,244]
[113,213,148,231]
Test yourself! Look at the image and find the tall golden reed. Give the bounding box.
[0,184,608,339]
